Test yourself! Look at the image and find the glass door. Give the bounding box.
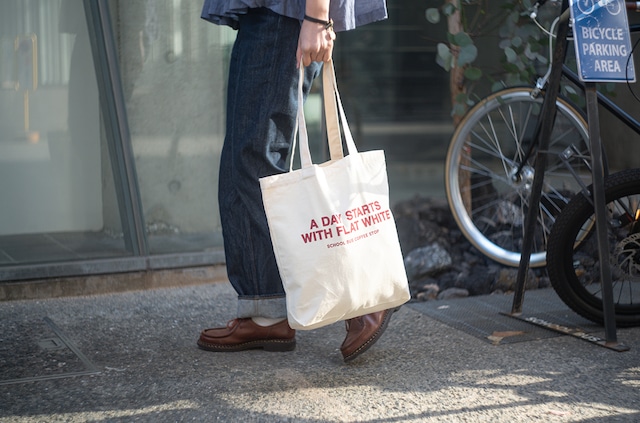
[0,0,129,268]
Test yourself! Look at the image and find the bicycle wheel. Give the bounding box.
[445,87,591,267]
[547,168,640,327]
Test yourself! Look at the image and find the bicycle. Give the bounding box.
[547,167,640,326]
[444,0,640,269]
[444,0,640,326]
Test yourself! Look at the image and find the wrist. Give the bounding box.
[303,15,334,30]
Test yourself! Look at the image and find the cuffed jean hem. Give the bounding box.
[236,296,287,319]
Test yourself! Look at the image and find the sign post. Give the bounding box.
[569,0,633,346]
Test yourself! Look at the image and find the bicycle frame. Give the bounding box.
[562,53,640,136]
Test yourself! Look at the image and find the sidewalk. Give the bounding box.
[1,281,639,422]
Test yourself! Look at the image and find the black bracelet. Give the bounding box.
[304,14,334,30]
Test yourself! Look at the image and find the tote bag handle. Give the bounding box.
[292,60,359,171]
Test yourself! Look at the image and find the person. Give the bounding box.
[198,0,394,362]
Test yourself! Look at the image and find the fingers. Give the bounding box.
[297,20,335,67]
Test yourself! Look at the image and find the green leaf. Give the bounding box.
[452,32,473,47]
[455,92,468,103]
[436,43,452,71]
[499,39,511,49]
[507,10,519,24]
[458,44,478,66]
[528,42,542,54]
[442,3,457,17]
[464,66,482,80]
[504,47,518,63]
[511,36,523,48]
[452,103,467,117]
[518,24,541,40]
[502,62,519,74]
[425,8,440,24]
[524,44,537,60]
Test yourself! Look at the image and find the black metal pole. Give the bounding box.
[584,83,618,343]
[511,7,571,314]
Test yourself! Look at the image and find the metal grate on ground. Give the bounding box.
[0,317,99,386]
[407,288,603,345]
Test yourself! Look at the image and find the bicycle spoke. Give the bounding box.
[459,156,513,185]
[446,88,589,267]
[497,102,534,163]
[473,115,515,177]
[486,114,513,178]
[550,124,584,147]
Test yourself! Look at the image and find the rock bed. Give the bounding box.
[392,196,550,302]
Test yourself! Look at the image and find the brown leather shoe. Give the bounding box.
[197,318,296,352]
[340,309,395,362]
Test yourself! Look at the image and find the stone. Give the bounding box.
[404,244,452,281]
[492,268,538,292]
[415,283,440,301]
[392,195,548,302]
[437,287,469,300]
[456,266,498,296]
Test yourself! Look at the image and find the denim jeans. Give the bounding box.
[219,8,322,319]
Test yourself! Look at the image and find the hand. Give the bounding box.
[296,20,336,67]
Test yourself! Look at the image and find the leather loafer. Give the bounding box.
[197,318,296,352]
[340,308,395,362]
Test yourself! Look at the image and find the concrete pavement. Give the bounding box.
[1,281,639,422]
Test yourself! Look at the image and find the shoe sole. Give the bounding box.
[342,307,399,363]
[197,338,296,352]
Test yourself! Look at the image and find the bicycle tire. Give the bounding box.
[445,87,591,267]
[546,168,640,327]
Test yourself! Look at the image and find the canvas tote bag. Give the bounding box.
[259,60,410,330]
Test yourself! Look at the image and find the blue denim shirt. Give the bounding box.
[201,0,387,32]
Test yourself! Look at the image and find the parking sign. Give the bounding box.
[570,0,636,82]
